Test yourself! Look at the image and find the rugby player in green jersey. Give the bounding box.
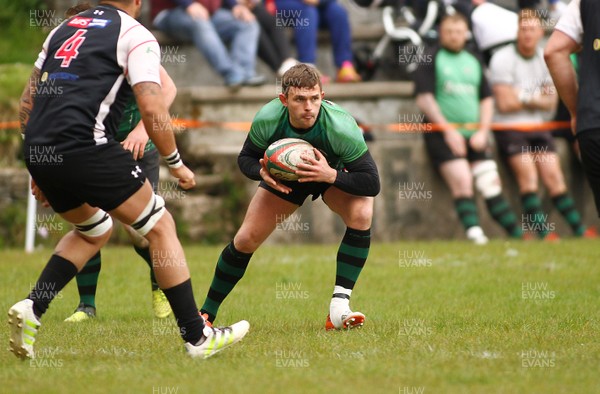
[199,63,380,330]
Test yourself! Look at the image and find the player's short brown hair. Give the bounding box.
[65,2,92,17]
[281,64,322,96]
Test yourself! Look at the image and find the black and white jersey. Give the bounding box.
[25,4,161,154]
[577,0,600,134]
[555,0,600,134]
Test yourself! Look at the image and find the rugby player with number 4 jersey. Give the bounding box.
[9,0,248,361]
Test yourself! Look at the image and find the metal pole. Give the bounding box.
[25,175,36,253]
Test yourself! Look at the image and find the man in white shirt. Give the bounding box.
[491,8,591,239]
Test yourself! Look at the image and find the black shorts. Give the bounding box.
[138,148,159,192]
[424,132,492,167]
[25,141,146,213]
[551,128,576,143]
[494,130,556,158]
[577,130,600,217]
[259,180,331,206]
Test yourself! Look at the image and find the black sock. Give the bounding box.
[134,245,159,291]
[28,254,79,319]
[200,242,252,323]
[162,279,204,344]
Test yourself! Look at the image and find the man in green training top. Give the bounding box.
[198,63,380,330]
[414,13,522,244]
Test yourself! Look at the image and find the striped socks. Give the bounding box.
[485,195,522,238]
[454,198,479,231]
[200,242,252,323]
[74,252,101,308]
[521,193,549,238]
[334,227,370,297]
[551,193,585,236]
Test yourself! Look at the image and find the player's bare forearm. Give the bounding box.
[478,97,493,134]
[544,30,580,117]
[126,69,176,159]
[493,84,523,113]
[133,81,177,157]
[415,93,453,132]
[529,87,558,112]
[19,67,40,135]
[417,92,466,156]
[159,66,177,108]
[122,122,149,160]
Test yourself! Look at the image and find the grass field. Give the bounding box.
[1,240,599,393]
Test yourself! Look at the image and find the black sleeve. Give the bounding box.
[237,135,264,181]
[479,69,492,100]
[467,47,493,100]
[333,151,380,197]
[412,46,438,96]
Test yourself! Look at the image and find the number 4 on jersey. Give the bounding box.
[55,29,87,67]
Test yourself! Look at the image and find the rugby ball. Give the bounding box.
[264,138,316,181]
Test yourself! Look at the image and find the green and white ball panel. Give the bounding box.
[264,138,316,181]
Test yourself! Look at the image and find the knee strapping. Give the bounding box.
[131,194,166,236]
[75,210,112,237]
[472,160,502,199]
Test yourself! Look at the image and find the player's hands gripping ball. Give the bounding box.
[295,148,337,184]
[264,138,317,181]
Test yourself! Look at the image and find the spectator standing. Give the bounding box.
[414,14,522,244]
[490,9,592,239]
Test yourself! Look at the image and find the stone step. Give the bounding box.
[179,81,413,104]
[169,81,415,152]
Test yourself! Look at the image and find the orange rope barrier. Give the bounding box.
[386,121,571,133]
[0,121,20,130]
[1,119,572,133]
